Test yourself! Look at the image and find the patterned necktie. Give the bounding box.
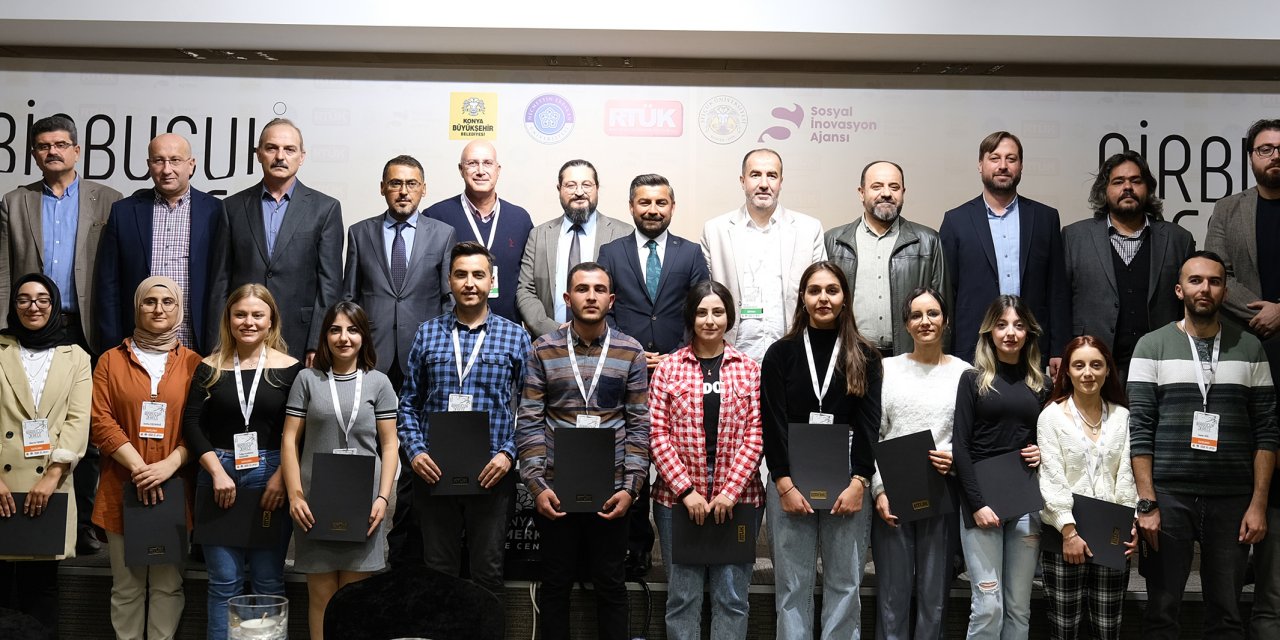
[567,223,584,270]
[391,221,408,290]
[645,239,661,300]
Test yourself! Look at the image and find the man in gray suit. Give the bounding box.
[1205,117,1280,639]
[1063,150,1194,373]
[343,154,455,568]
[516,159,633,338]
[0,114,122,555]
[215,118,343,362]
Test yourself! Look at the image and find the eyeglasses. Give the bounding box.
[462,160,498,172]
[386,179,423,191]
[16,297,52,309]
[141,298,178,312]
[560,181,596,193]
[33,141,74,153]
[1253,144,1280,158]
[147,157,190,168]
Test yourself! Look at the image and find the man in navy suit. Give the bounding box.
[939,131,1069,372]
[95,132,226,354]
[424,141,533,324]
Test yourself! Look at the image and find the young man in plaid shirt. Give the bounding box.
[397,241,531,597]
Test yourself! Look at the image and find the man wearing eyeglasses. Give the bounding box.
[516,159,633,339]
[1,115,122,556]
[424,141,534,324]
[1205,117,1280,639]
[342,154,456,567]
[212,118,343,364]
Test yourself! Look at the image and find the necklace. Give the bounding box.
[1079,410,1102,435]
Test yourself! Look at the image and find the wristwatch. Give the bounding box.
[1136,498,1159,514]
[852,475,871,488]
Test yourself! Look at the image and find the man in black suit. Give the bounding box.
[214,118,344,362]
[940,131,1069,372]
[1063,151,1194,374]
[343,154,455,567]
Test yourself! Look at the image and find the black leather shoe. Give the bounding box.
[76,526,102,555]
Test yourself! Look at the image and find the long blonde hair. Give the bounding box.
[972,295,1044,396]
[203,283,289,390]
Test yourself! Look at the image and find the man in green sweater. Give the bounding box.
[1128,250,1279,640]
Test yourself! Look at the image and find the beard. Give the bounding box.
[982,172,1021,196]
[1255,161,1280,190]
[868,201,900,223]
[563,201,593,224]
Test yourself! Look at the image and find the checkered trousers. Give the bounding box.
[1041,549,1130,639]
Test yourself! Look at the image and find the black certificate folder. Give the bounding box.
[873,430,955,523]
[1071,494,1135,571]
[307,453,376,542]
[671,503,758,565]
[0,493,68,555]
[423,411,492,496]
[974,449,1044,521]
[194,486,285,549]
[553,426,615,513]
[123,477,187,566]
[789,423,851,511]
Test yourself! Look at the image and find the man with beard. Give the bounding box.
[1205,118,1280,638]
[700,148,827,362]
[516,159,632,338]
[825,160,946,357]
[1128,251,1277,640]
[940,131,1068,372]
[1063,151,1194,374]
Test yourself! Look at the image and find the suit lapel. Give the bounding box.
[1146,221,1168,302]
[779,208,797,284]
[655,236,683,300]
[0,341,35,417]
[1018,199,1034,280]
[400,215,432,292]
[968,200,998,275]
[541,222,559,292]
[1090,218,1119,295]
[268,182,308,260]
[36,346,72,417]
[371,216,395,290]
[243,187,271,266]
[625,234,649,303]
[21,185,43,264]
[74,183,102,305]
[1244,194,1259,276]
[134,194,155,268]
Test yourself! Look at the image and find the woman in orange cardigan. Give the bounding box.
[90,276,203,640]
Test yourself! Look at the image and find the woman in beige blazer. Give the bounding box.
[0,272,92,635]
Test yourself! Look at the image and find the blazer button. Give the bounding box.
[5,431,12,439]
[35,466,44,474]
[3,464,10,472]
[266,271,274,279]
[651,315,657,321]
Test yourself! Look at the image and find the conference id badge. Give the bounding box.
[21,419,51,458]
[332,448,357,455]
[809,412,834,425]
[448,393,474,412]
[233,432,260,470]
[576,414,602,429]
[740,286,764,319]
[1190,411,1220,452]
[489,265,500,299]
[139,401,167,439]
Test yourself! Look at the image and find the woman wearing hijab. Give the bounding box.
[0,273,92,635]
[90,277,203,640]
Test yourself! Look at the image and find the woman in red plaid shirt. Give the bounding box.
[650,280,765,640]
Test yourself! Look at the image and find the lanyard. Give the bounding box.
[1066,397,1108,489]
[18,346,53,412]
[452,325,487,390]
[233,347,267,431]
[803,329,841,412]
[462,195,501,250]
[131,340,167,397]
[328,369,363,448]
[568,327,611,407]
[1180,320,1221,411]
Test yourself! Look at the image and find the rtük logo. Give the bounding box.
[603,100,683,137]
[757,103,877,144]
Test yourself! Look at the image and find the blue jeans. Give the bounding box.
[654,503,759,640]
[766,479,871,640]
[958,511,1040,640]
[198,449,291,640]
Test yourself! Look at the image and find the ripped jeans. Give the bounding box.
[959,512,1040,640]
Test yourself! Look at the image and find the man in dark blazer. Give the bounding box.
[516,159,633,338]
[939,131,1069,371]
[1063,151,1194,373]
[343,154,455,568]
[424,140,533,324]
[213,118,343,361]
[597,173,710,368]
[96,133,226,354]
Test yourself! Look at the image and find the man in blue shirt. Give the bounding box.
[398,241,531,596]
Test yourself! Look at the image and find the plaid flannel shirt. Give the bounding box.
[649,344,765,508]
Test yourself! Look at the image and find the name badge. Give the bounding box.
[576,414,602,429]
[448,393,474,412]
[233,432,260,470]
[1191,411,1220,452]
[332,448,358,455]
[740,287,764,318]
[809,412,834,425]
[489,265,500,299]
[21,419,51,458]
[139,401,167,439]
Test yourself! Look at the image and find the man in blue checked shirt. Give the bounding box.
[397,241,531,596]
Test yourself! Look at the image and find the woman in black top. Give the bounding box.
[761,261,881,640]
[952,295,1047,640]
[183,283,301,640]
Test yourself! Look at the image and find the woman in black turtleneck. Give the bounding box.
[952,295,1049,640]
[761,261,881,640]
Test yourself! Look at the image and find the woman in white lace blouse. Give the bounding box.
[1037,335,1137,640]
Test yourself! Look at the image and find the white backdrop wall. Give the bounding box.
[1,59,1277,246]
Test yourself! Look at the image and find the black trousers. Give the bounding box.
[535,512,629,640]
[0,559,59,634]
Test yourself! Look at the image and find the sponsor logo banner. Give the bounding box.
[525,94,575,144]
[757,103,878,145]
[450,92,498,140]
[603,100,683,137]
[697,95,748,145]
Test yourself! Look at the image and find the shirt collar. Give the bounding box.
[677,342,744,365]
[635,229,668,250]
[42,175,79,199]
[384,211,420,229]
[734,205,789,229]
[983,194,1020,218]
[447,309,488,333]
[462,193,500,221]
[857,215,899,239]
[568,323,609,347]
[154,189,191,207]
[1107,214,1151,238]
[561,211,598,234]
[260,181,297,203]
